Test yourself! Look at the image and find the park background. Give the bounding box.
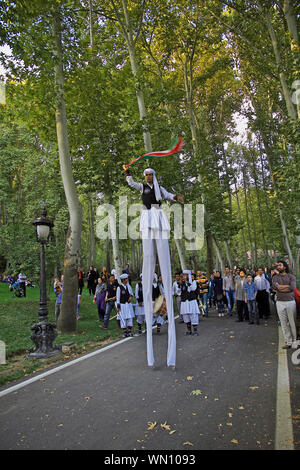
[0,1,299,382]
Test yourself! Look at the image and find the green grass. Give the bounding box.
[0,282,125,386]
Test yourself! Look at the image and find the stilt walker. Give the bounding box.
[123,138,184,367]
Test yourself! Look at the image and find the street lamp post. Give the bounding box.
[28,208,61,358]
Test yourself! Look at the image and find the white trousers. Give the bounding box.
[142,229,176,367]
[276,300,299,347]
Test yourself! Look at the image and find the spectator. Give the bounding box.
[235,268,248,322]
[244,274,258,325]
[18,271,27,298]
[173,272,182,321]
[272,261,299,349]
[214,271,225,317]
[223,266,235,316]
[87,266,97,296]
[102,274,119,330]
[254,267,270,320]
[78,268,84,295]
[54,275,63,322]
[196,270,209,317]
[93,277,107,322]
[123,264,132,285]
[208,273,215,308]
[101,266,109,282]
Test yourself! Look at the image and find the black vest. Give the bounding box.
[137,282,143,302]
[181,282,189,302]
[188,286,197,301]
[142,184,162,210]
[107,281,118,299]
[120,284,130,304]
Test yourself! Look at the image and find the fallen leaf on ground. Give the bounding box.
[147,421,158,431]
[160,422,171,431]
[190,390,202,396]
[169,430,176,435]
[186,376,193,381]
[231,439,238,444]
[249,386,259,390]
[183,441,193,446]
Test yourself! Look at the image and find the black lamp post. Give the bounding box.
[29,208,61,358]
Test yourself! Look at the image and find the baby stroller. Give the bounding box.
[11,281,24,298]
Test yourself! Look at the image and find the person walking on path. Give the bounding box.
[196,270,209,317]
[244,274,258,325]
[213,271,225,316]
[255,267,270,320]
[223,267,235,316]
[102,274,118,330]
[124,165,184,367]
[54,275,63,323]
[93,277,107,322]
[235,269,248,322]
[173,272,182,321]
[272,261,299,349]
[87,266,97,296]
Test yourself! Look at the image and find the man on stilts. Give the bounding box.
[124,165,184,367]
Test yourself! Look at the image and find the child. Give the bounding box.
[244,274,258,324]
[116,273,135,337]
[135,274,145,335]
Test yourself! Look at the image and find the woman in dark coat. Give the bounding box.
[213,271,225,316]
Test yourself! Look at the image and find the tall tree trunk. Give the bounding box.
[52,11,82,333]
[265,12,297,120]
[88,194,96,266]
[213,236,225,273]
[234,180,249,268]
[174,238,187,271]
[242,168,255,268]
[116,0,152,153]
[249,148,271,266]
[205,227,214,275]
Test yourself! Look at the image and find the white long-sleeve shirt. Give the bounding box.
[126,176,176,232]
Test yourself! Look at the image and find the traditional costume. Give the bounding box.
[152,274,164,333]
[181,270,199,336]
[126,167,179,366]
[116,274,135,337]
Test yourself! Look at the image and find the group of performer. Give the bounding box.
[115,270,201,340]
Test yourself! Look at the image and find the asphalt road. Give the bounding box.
[0,310,299,451]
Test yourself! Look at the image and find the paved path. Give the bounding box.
[0,311,299,450]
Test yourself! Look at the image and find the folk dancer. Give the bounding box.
[116,273,135,338]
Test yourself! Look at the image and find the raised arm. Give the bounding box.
[124,165,143,192]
